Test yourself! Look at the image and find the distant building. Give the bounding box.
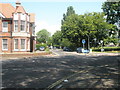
[0,1,36,53]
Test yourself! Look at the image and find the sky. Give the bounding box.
[1,0,107,35]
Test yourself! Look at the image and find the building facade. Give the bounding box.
[0,1,36,53]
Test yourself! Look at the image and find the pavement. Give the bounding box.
[0,51,51,61]
[51,49,119,56]
[1,49,120,89]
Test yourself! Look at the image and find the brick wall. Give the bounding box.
[0,20,12,53]
[0,19,2,53]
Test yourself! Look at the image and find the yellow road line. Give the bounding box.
[45,69,90,90]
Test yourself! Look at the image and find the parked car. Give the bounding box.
[77,47,90,53]
[63,47,71,51]
[83,49,90,53]
[76,47,83,53]
[39,46,45,51]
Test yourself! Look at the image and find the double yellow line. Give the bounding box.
[45,69,90,90]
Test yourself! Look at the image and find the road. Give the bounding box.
[1,49,120,89]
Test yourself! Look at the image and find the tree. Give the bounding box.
[52,31,62,47]
[61,6,75,25]
[52,30,74,49]
[61,14,83,47]
[102,0,120,24]
[102,0,120,46]
[61,38,73,48]
[36,29,51,43]
[61,12,115,48]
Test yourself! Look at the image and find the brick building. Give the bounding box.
[0,1,36,53]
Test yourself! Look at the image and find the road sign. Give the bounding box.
[82,39,86,44]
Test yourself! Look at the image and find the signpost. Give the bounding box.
[82,39,85,49]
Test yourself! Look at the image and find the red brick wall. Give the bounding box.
[0,19,2,53]
[0,40,1,53]
[0,20,12,53]
[0,18,2,32]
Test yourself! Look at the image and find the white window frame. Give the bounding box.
[14,39,19,51]
[2,22,8,32]
[14,13,19,20]
[2,39,8,50]
[20,39,26,51]
[27,22,29,32]
[14,20,18,32]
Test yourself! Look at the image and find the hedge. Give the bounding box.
[92,47,120,52]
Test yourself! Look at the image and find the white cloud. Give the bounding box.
[35,20,61,36]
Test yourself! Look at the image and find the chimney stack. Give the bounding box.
[16,0,21,7]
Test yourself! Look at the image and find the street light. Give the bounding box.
[117,20,120,46]
[87,30,96,50]
[100,40,103,47]
[100,40,104,52]
[94,38,97,47]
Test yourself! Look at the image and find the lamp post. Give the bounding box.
[94,38,97,47]
[87,30,96,50]
[117,20,120,46]
[87,35,90,50]
[100,40,103,48]
[100,40,104,52]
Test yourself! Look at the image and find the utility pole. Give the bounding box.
[87,30,96,50]
[87,34,90,50]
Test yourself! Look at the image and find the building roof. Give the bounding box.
[15,1,26,13]
[0,3,15,18]
[0,2,34,22]
[0,2,26,18]
[29,13,35,22]
[15,6,26,13]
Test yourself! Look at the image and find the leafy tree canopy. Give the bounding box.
[36,29,51,43]
[61,6,75,25]
[102,0,120,24]
[61,12,115,48]
[52,31,62,46]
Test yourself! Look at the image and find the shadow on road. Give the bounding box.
[2,55,120,89]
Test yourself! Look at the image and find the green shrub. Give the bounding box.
[36,43,47,50]
[53,45,60,48]
[45,48,50,52]
[92,47,120,52]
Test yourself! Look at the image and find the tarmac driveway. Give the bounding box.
[1,49,120,89]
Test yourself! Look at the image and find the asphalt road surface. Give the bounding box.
[1,49,120,89]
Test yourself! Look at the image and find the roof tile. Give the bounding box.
[0,3,15,18]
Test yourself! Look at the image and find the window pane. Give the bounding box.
[21,21,25,31]
[3,22,8,27]
[2,22,8,32]
[2,39,8,50]
[14,20,18,31]
[14,39,18,49]
[3,39,7,44]
[21,39,25,49]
